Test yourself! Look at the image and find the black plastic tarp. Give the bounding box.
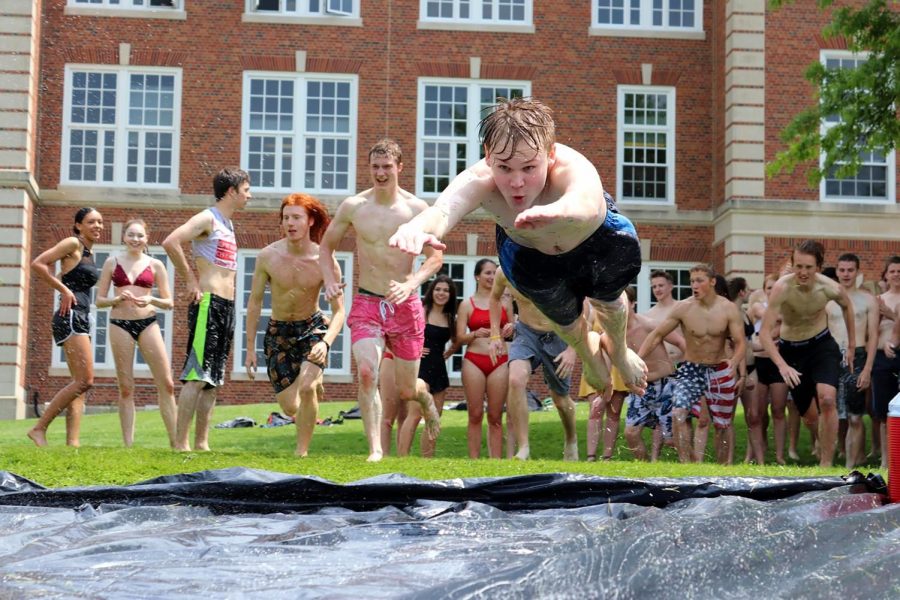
[0,469,897,598]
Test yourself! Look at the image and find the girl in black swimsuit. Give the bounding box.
[28,207,103,447]
[95,219,176,448]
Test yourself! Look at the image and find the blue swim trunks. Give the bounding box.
[496,191,641,326]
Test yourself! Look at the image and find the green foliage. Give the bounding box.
[0,401,860,489]
[767,0,900,185]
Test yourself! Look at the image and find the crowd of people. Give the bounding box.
[27,99,899,469]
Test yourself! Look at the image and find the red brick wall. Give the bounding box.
[765,2,900,201]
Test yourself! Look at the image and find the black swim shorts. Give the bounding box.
[496,191,641,326]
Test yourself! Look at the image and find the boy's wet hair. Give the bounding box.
[479,97,555,161]
[368,138,402,165]
[690,263,715,279]
[794,239,825,268]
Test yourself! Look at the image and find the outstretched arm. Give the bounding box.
[389,168,487,254]
[514,151,606,229]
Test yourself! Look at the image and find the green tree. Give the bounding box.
[767,0,900,184]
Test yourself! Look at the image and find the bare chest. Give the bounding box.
[354,204,416,247]
[268,255,322,292]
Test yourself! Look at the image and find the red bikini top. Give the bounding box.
[467,297,508,331]
[112,261,154,289]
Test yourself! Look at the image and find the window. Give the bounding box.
[820,52,895,203]
[633,262,693,314]
[617,86,675,204]
[421,0,531,25]
[593,0,701,32]
[53,247,175,372]
[235,251,354,377]
[62,66,181,187]
[247,0,357,17]
[241,73,357,194]
[417,79,529,197]
[70,0,180,8]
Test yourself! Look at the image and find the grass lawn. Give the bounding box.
[0,400,880,489]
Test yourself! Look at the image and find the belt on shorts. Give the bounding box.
[357,287,385,298]
[779,328,830,348]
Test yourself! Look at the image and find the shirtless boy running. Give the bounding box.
[761,240,856,468]
[639,265,747,464]
[245,194,345,457]
[488,267,578,461]
[320,139,442,462]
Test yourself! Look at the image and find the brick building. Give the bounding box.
[0,0,897,417]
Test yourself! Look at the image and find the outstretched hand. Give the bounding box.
[514,205,561,230]
[388,223,446,255]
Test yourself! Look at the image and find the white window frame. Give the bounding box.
[616,85,676,205]
[61,65,182,189]
[52,245,176,375]
[819,50,895,205]
[69,0,182,7]
[240,72,358,195]
[243,0,361,25]
[416,78,531,198]
[633,262,694,314]
[419,0,533,26]
[233,249,354,379]
[65,1,186,21]
[590,0,703,38]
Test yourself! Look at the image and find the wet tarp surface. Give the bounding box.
[0,468,897,599]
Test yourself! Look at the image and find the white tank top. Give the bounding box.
[192,206,237,271]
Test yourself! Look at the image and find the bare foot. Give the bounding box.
[612,347,648,395]
[366,450,383,462]
[563,442,578,462]
[295,448,309,458]
[174,443,192,452]
[514,446,530,461]
[581,330,611,392]
[788,448,800,461]
[776,455,786,466]
[195,443,210,452]
[27,428,48,447]
[423,403,441,442]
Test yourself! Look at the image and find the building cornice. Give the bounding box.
[0,171,40,202]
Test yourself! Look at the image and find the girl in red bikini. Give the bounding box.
[95,219,176,448]
[457,258,514,458]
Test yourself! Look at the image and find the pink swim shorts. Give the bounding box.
[347,291,425,361]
